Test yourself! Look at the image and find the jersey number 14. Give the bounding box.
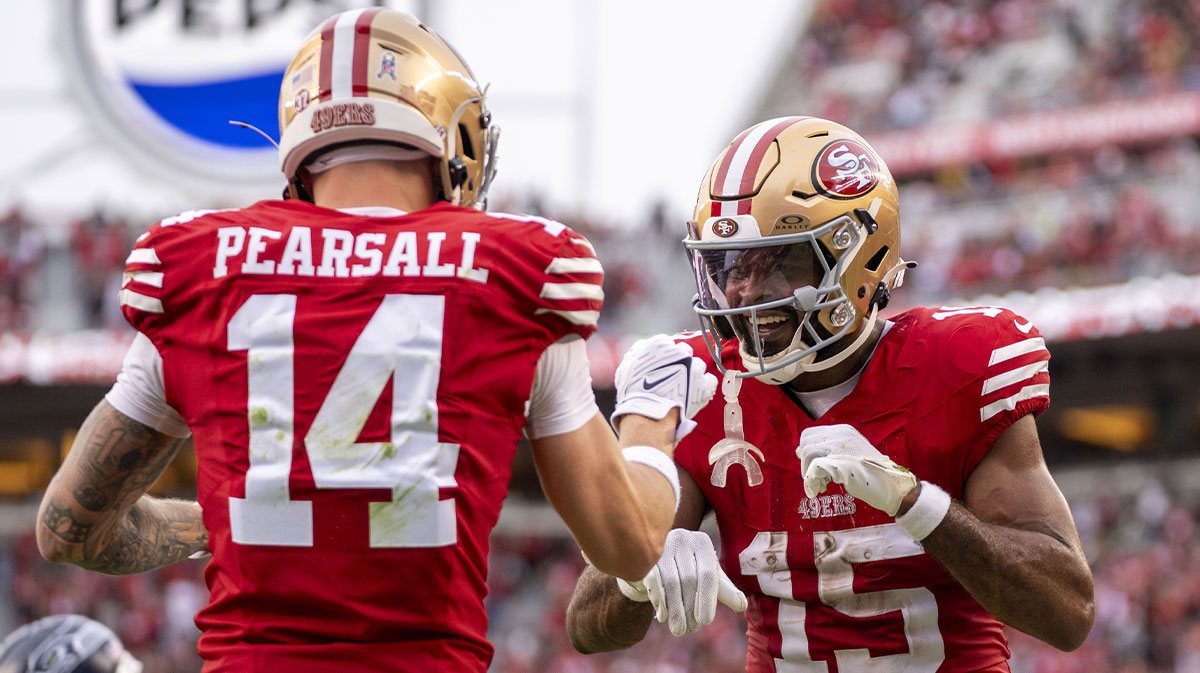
[226,293,460,549]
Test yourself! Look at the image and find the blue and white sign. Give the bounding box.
[61,0,389,185]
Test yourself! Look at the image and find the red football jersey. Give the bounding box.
[119,200,604,672]
[674,306,1051,673]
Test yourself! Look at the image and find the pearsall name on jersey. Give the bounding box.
[211,224,491,282]
[121,201,605,332]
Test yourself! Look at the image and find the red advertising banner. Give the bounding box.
[869,92,1200,176]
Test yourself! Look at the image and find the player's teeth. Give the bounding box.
[754,316,786,326]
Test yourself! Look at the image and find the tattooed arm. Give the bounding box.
[36,400,207,575]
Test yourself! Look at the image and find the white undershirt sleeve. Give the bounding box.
[104,332,191,438]
[524,335,600,440]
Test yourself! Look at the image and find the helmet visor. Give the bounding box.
[691,242,825,312]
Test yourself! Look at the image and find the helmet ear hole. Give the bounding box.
[458,123,476,160]
[865,245,889,273]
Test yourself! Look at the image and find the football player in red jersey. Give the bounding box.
[35,9,716,673]
[567,117,1095,671]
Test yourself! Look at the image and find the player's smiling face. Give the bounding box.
[720,243,824,357]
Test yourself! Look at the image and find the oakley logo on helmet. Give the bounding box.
[812,140,881,200]
[713,219,739,238]
[309,103,377,133]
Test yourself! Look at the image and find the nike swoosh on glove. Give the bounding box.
[616,528,747,636]
[611,335,718,442]
[797,424,918,517]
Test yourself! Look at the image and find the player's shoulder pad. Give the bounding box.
[484,212,604,336]
[903,304,1050,381]
[907,303,1041,362]
[484,210,577,241]
[672,329,714,357]
[121,208,240,316]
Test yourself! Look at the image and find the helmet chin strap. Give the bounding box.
[744,304,880,384]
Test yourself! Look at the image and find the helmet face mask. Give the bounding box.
[685,117,910,384]
[0,615,141,673]
[689,215,868,380]
[277,9,499,208]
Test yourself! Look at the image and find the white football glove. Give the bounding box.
[616,529,747,636]
[797,424,918,517]
[611,335,718,442]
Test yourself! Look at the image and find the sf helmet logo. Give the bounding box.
[712,218,739,238]
[812,139,881,200]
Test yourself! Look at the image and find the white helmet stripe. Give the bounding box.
[712,117,806,217]
[719,120,779,197]
[330,10,367,100]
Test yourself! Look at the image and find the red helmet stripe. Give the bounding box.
[317,15,338,102]
[709,117,810,217]
[351,8,384,97]
[712,125,759,197]
[737,117,802,195]
[713,117,809,199]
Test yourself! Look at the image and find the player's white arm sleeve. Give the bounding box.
[104,332,191,438]
[524,335,600,440]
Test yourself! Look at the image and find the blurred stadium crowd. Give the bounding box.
[3,474,1198,673]
[3,0,1200,671]
[796,0,1200,131]
[4,135,1198,336]
[1,3,1199,334]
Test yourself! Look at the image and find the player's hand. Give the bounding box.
[797,424,918,517]
[611,335,717,442]
[616,529,747,636]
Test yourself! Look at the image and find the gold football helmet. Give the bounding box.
[686,116,913,384]
[278,8,499,208]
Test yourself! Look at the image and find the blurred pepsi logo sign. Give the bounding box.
[63,0,387,185]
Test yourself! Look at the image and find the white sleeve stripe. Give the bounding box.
[119,289,164,314]
[980,383,1050,421]
[982,360,1049,395]
[123,271,164,289]
[126,248,162,265]
[540,282,604,301]
[545,257,603,274]
[988,337,1046,366]
[136,232,150,242]
[534,308,600,326]
[570,238,597,255]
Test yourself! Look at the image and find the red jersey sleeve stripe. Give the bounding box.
[987,337,1045,366]
[981,359,1049,395]
[122,271,164,289]
[126,248,162,266]
[539,283,604,302]
[545,257,602,275]
[119,289,164,314]
[534,308,599,327]
[980,384,1049,422]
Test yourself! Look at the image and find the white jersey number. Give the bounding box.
[739,524,945,672]
[227,293,460,548]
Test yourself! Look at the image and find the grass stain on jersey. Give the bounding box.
[249,407,269,427]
